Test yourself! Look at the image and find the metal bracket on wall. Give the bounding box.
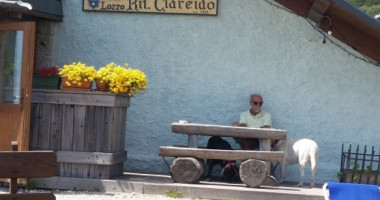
[306,0,332,23]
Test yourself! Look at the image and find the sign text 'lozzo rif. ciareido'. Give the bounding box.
[83,0,218,15]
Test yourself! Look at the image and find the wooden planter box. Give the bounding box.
[30,89,130,179]
[32,75,61,89]
[343,170,380,185]
[339,144,380,186]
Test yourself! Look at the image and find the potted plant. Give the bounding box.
[95,62,117,91]
[58,62,97,91]
[96,62,148,97]
[32,66,60,89]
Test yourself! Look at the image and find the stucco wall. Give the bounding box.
[51,0,380,184]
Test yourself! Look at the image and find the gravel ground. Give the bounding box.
[2,189,202,200]
[53,190,199,200]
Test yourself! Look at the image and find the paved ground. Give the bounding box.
[0,172,326,200]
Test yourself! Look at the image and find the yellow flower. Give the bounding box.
[59,62,96,86]
[96,62,148,96]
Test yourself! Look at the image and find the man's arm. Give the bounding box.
[261,112,272,128]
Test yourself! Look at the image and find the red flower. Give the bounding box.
[34,66,59,78]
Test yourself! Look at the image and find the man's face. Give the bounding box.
[250,96,263,114]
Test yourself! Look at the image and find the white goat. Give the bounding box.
[272,138,319,187]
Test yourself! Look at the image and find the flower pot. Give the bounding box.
[32,75,60,89]
[95,79,109,91]
[60,76,92,91]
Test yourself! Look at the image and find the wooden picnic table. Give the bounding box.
[159,121,287,187]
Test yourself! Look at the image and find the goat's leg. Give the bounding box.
[310,154,317,188]
[297,161,306,187]
[310,170,315,188]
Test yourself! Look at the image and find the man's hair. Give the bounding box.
[250,93,263,101]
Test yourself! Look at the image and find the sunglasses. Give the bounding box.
[252,101,263,105]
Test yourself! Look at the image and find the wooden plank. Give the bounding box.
[95,107,106,152]
[119,108,127,150]
[60,105,74,151]
[10,142,18,194]
[38,103,51,150]
[49,104,62,176]
[83,106,95,178]
[159,146,284,162]
[92,107,108,178]
[103,107,116,153]
[56,151,127,165]
[84,106,96,152]
[49,104,62,150]
[72,105,86,177]
[0,151,56,178]
[172,122,287,140]
[114,108,122,151]
[73,105,86,152]
[32,89,130,107]
[0,193,55,200]
[29,103,40,150]
[60,105,74,177]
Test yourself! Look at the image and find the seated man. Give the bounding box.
[232,93,272,150]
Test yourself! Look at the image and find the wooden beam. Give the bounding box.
[327,3,380,63]
[0,193,55,200]
[0,151,56,178]
[172,122,287,140]
[306,0,331,22]
[274,0,314,17]
[31,89,130,107]
[274,0,380,64]
[159,146,284,162]
[56,151,127,165]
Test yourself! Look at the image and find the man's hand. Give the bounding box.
[239,123,247,127]
[232,122,247,127]
[232,122,239,126]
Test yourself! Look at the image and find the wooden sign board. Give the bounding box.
[83,0,218,15]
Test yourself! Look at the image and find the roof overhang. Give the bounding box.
[274,0,380,65]
[0,0,63,21]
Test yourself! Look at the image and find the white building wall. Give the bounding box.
[52,0,380,183]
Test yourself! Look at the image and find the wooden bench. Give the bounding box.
[159,122,287,187]
[0,141,57,200]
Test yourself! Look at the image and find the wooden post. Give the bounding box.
[10,141,18,194]
[188,135,198,148]
[260,139,272,174]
